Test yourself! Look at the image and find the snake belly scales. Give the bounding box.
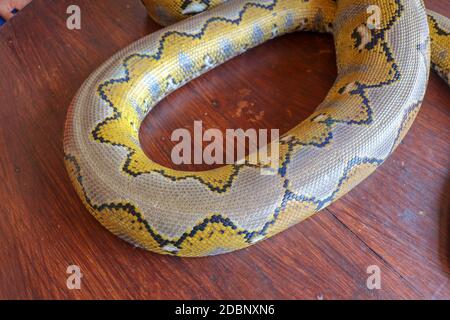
[63,0,450,257]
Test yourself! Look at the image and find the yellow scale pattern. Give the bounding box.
[428,11,450,85]
[64,0,449,256]
[95,0,337,190]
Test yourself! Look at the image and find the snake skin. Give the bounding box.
[427,10,450,85]
[64,0,448,257]
[143,0,450,86]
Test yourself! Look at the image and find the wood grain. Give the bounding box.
[0,0,448,299]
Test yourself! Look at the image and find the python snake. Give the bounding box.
[64,0,450,257]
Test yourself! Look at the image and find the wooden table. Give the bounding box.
[0,0,448,300]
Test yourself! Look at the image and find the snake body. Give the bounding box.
[64,0,449,257]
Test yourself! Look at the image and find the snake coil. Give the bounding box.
[64,0,450,257]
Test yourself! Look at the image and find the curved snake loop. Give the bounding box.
[64,0,449,257]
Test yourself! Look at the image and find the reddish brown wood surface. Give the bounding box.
[0,0,448,300]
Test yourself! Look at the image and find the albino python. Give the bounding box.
[64,0,450,257]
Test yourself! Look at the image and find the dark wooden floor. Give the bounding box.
[0,0,448,300]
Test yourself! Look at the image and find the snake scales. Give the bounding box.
[64,0,450,257]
